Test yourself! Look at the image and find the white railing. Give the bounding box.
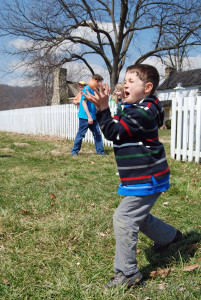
[171,93,201,163]
[0,102,116,147]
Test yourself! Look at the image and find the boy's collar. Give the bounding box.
[121,96,156,107]
[121,98,145,107]
[120,102,131,107]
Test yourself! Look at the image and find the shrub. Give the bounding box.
[165,119,171,129]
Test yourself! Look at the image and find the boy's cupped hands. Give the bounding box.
[81,83,110,111]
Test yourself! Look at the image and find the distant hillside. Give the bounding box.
[0,84,49,111]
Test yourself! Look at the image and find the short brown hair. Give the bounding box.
[126,64,159,95]
[92,74,104,82]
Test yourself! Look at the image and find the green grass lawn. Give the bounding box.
[0,130,200,299]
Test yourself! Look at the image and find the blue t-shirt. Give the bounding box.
[78,85,97,120]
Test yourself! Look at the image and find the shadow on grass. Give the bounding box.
[72,148,114,156]
[141,230,201,280]
[0,155,12,158]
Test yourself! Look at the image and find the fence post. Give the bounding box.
[182,97,189,161]
[195,97,201,163]
[171,97,177,160]
[188,97,195,162]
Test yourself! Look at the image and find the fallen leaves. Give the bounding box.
[13,142,29,147]
[183,264,199,272]
[99,232,106,237]
[50,150,62,156]
[103,206,108,212]
[21,208,29,215]
[1,147,14,153]
[150,267,174,278]
[49,192,56,200]
[150,263,200,280]
[2,278,11,285]
[0,245,5,251]
[157,282,168,290]
[186,243,200,250]
[49,192,58,206]
[97,228,111,238]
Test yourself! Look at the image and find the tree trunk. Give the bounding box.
[110,63,120,93]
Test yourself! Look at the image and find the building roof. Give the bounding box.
[160,100,172,107]
[158,68,201,90]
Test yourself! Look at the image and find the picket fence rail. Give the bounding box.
[171,93,201,163]
[0,102,116,147]
[0,95,200,162]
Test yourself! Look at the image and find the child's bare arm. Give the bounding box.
[82,99,93,124]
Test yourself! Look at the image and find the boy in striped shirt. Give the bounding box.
[83,64,182,289]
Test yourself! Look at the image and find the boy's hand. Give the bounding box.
[88,116,93,124]
[81,83,110,111]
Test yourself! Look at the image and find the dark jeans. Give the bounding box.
[71,118,105,154]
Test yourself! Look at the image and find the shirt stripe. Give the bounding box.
[147,98,159,108]
[118,157,166,170]
[116,149,162,159]
[130,117,158,132]
[120,119,133,136]
[121,178,169,190]
[136,108,156,120]
[114,142,143,148]
[154,167,170,177]
[120,167,169,181]
[146,136,158,141]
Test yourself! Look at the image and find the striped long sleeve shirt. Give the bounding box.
[96,95,170,196]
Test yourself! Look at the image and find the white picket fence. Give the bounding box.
[0,102,116,147]
[0,96,200,162]
[171,93,201,163]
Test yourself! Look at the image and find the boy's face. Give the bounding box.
[124,71,152,104]
[79,84,85,91]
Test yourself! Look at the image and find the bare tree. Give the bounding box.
[152,3,201,72]
[0,0,201,91]
[25,53,56,105]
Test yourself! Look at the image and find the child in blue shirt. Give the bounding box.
[71,74,105,155]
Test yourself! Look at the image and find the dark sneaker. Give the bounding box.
[71,153,78,156]
[105,271,142,289]
[153,230,183,253]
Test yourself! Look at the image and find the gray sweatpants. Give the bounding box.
[113,193,177,276]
